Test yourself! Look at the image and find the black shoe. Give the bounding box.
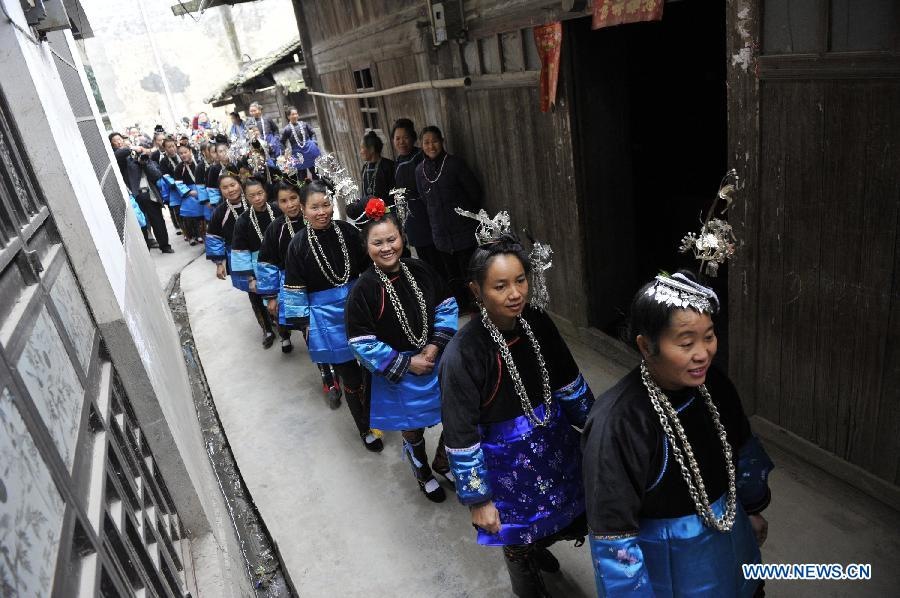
[504,553,551,598]
[281,338,293,353]
[418,477,446,503]
[533,547,560,574]
[362,431,384,452]
[262,332,275,349]
[326,385,342,409]
[148,239,160,249]
[189,239,198,246]
[161,246,174,254]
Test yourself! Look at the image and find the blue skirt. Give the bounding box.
[477,402,584,546]
[179,194,203,218]
[308,284,354,364]
[640,494,762,597]
[370,352,442,431]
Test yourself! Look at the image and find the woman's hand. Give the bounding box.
[408,354,435,375]
[215,262,227,280]
[748,513,768,546]
[189,190,198,197]
[267,298,278,318]
[248,278,257,293]
[419,344,440,363]
[470,501,501,534]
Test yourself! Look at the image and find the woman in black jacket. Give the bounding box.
[415,126,481,309]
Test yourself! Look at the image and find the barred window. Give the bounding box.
[353,66,380,132]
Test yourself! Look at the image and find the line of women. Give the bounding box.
[203,127,774,597]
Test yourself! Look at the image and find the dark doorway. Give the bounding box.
[568,1,728,347]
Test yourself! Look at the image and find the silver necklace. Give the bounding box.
[640,361,737,532]
[285,215,298,238]
[308,222,351,286]
[249,202,274,242]
[422,153,448,185]
[364,159,380,196]
[289,122,309,150]
[375,262,429,349]
[480,307,553,427]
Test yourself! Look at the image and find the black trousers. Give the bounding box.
[182,216,201,240]
[248,292,291,339]
[136,194,170,249]
[438,246,476,310]
[332,360,370,436]
[170,204,182,231]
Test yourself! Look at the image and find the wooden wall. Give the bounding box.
[294,0,592,327]
[753,78,900,484]
[727,0,900,488]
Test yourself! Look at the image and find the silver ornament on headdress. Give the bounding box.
[646,273,719,314]
[679,169,741,277]
[315,153,359,220]
[454,208,512,246]
[389,187,410,226]
[522,228,553,312]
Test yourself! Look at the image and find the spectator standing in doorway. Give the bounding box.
[415,126,481,310]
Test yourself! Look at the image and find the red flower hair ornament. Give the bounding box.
[364,197,387,221]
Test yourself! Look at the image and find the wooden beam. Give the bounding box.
[725,0,762,415]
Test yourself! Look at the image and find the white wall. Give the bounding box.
[0,2,253,595]
[80,0,298,131]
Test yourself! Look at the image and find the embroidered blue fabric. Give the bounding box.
[162,175,180,206]
[430,297,459,348]
[230,249,257,276]
[226,249,250,292]
[206,186,221,205]
[283,286,310,322]
[205,234,226,261]
[552,373,594,428]
[591,494,762,597]
[736,435,774,511]
[447,443,492,505]
[155,177,171,205]
[305,284,356,363]
[129,194,146,228]
[178,183,204,218]
[352,343,441,431]
[467,402,584,546]
[255,261,281,297]
[590,535,652,597]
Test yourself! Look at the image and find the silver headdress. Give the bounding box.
[456,208,555,310]
[454,208,512,245]
[679,169,741,277]
[314,153,359,215]
[646,273,719,314]
[389,187,410,226]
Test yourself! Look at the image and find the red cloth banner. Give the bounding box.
[592,0,664,30]
[533,22,562,113]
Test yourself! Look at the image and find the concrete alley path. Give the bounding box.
[149,210,900,597]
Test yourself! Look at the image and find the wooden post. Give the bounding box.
[725,0,761,414]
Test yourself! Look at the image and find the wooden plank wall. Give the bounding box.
[297,0,592,326]
[754,79,900,484]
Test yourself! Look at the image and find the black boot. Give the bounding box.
[503,548,551,598]
[403,437,445,502]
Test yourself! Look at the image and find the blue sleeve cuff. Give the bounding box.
[349,336,411,383]
[206,187,222,205]
[175,181,191,197]
[553,373,595,428]
[446,443,492,505]
[230,249,256,275]
[429,297,459,350]
[255,262,281,296]
[589,534,653,597]
[736,435,774,513]
[284,286,310,322]
[205,235,226,261]
[196,184,209,203]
